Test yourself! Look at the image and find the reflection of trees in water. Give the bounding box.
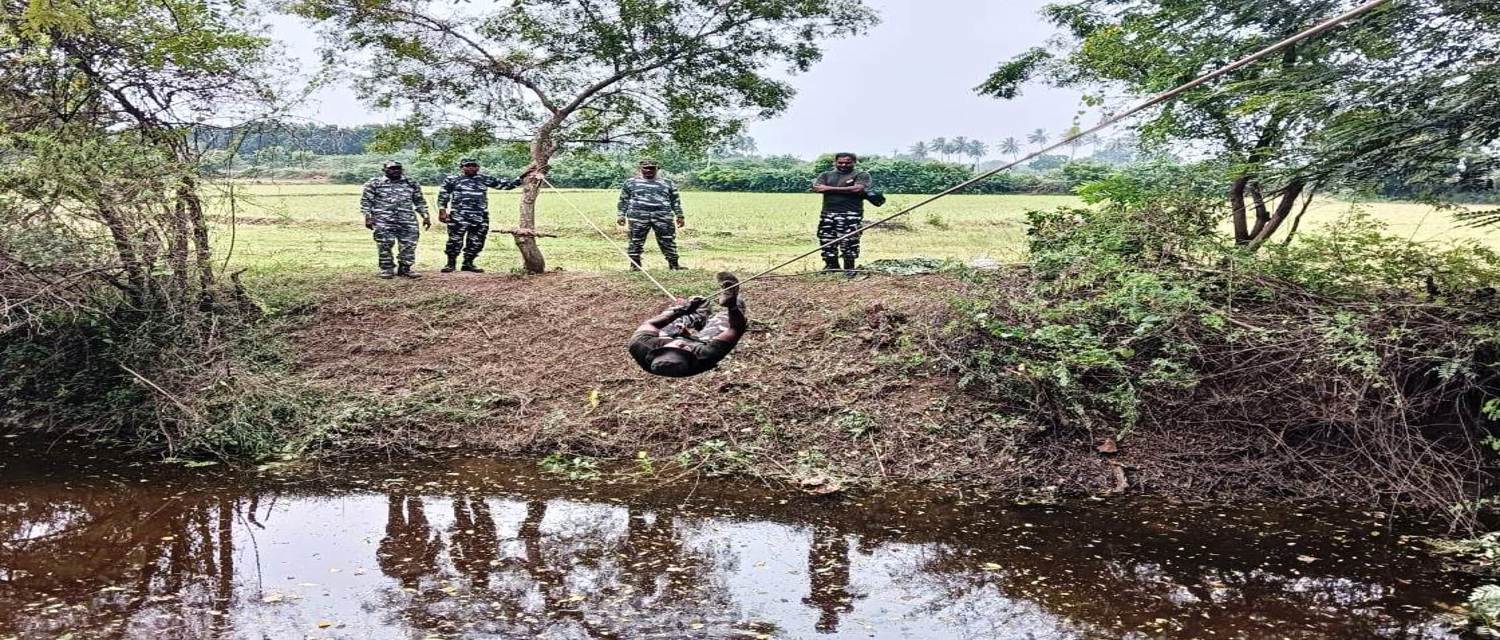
[803,524,858,634]
[0,491,239,639]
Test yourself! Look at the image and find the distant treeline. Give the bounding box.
[192,123,384,157]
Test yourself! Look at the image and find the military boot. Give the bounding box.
[396,265,420,279]
[628,254,643,271]
[441,255,457,273]
[668,259,685,271]
[378,268,395,279]
[823,257,841,272]
[842,256,857,278]
[461,258,484,273]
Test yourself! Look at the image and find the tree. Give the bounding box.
[964,139,988,169]
[951,136,970,163]
[999,137,1022,161]
[931,137,949,162]
[979,0,1500,249]
[290,0,876,273]
[908,141,930,160]
[1062,125,1085,159]
[1027,128,1049,150]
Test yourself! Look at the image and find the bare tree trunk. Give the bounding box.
[516,125,559,274]
[1230,175,1251,245]
[1246,178,1307,251]
[177,178,217,308]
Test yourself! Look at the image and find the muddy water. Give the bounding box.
[0,451,1476,640]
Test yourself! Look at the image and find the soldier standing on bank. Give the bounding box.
[436,159,532,273]
[361,160,431,279]
[812,152,872,274]
[616,158,686,271]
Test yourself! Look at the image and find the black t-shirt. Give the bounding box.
[816,169,872,214]
[628,330,732,377]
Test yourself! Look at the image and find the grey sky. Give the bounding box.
[276,0,1090,159]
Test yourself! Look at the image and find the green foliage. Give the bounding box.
[1470,585,1500,635]
[540,453,602,480]
[675,439,751,477]
[983,0,1500,243]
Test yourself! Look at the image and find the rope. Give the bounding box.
[538,174,678,300]
[695,0,1390,299]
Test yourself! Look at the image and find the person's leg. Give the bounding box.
[395,223,421,278]
[840,212,863,273]
[443,220,465,272]
[816,212,841,271]
[626,216,650,270]
[653,213,682,270]
[462,214,489,272]
[373,225,396,278]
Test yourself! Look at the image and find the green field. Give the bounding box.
[204,182,1494,276]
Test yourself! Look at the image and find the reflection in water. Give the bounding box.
[0,455,1475,639]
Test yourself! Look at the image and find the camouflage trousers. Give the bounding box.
[625,212,679,264]
[817,210,863,259]
[444,211,489,260]
[373,222,420,269]
[661,298,744,343]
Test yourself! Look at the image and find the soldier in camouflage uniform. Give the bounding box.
[812,152,872,275]
[436,158,530,273]
[361,160,431,279]
[628,272,747,377]
[616,158,686,270]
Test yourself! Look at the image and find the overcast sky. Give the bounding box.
[274,0,1091,159]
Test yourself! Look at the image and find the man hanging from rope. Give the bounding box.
[628,272,746,377]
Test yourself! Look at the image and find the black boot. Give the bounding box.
[823,257,840,272]
[396,265,420,279]
[461,257,484,273]
[628,254,643,271]
[842,256,857,277]
[667,259,685,271]
[441,255,457,273]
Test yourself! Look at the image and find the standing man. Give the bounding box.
[812,152,872,273]
[436,158,530,273]
[361,160,431,279]
[616,158,686,271]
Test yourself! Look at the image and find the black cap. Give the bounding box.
[459,158,478,167]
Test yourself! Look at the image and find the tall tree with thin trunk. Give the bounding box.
[999,137,1021,161]
[290,0,877,273]
[1027,128,1049,151]
[908,141,930,160]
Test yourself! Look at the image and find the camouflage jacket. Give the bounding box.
[437,173,521,213]
[360,177,429,225]
[617,178,683,218]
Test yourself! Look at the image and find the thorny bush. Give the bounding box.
[946,166,1500,519]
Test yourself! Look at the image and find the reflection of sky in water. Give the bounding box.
[0,465,1474,640]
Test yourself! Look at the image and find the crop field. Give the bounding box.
[205,182,1495,277]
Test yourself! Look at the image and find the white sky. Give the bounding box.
[273,0,1091,159]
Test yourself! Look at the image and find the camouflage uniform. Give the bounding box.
[361,174,429,270]
[437,172,521,261]
[815,169,873,262]
[617,177,684,267]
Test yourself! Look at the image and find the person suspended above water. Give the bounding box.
[628,272,747,377]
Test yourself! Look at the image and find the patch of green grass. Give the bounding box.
[204,183,1498,279]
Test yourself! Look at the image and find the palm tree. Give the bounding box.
[1027,128,1049,150]
[1062,125,1085,159]
[951,136,970,163]
[964,139,988,169]
[999,137,1021,162]
[908,141,929,160]
[931,137,948,162]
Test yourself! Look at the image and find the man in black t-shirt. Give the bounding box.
[812,152,873,273]
[628,272,747,377]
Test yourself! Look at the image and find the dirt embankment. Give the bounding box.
[288,270,1123,492]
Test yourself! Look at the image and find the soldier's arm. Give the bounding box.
[437,176,453,209]
[617,181,631,217]
[360,181,375,216]
[636,297,705,332]
[411,182,430,222]
[670,182,684,219]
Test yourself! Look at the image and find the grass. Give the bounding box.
[202,182,1497,278]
